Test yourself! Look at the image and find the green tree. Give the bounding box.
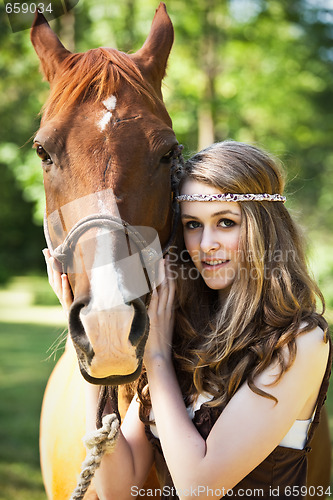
[0,0,332,282]
[165,0,333,224]
[0,4,47,282]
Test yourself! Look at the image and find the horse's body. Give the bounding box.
[31,4,331,499]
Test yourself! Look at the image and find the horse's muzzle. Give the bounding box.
[69,295,149,385]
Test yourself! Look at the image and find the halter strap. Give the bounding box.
[45,212,158,273]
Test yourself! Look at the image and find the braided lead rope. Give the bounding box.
[70,413,120,500]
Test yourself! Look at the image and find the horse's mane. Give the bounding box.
[43,48,158,119]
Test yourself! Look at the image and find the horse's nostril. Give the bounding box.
[127,297,150,347]
[69,296,95,361]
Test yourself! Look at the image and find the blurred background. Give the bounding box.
[0,0,332,498]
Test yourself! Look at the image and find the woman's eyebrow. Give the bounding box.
[211,210,241,218]
[181,209,241,220]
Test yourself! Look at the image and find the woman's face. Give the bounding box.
[180,179,242,292]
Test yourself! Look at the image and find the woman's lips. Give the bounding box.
[201,259,230,270]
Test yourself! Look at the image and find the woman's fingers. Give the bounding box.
[150,256,175,315]
[166,256,176,309]
[51,257,63,297]
[147,287,158,320]
[143,256,176,364]
[62,273,74,311]
[43,248,73,313]
[42,248,53,285]
[156,256,166,287]
[156,259,169,310]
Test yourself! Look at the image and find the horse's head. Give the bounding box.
[31,3,179,385]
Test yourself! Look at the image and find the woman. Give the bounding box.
[45,141,331,499]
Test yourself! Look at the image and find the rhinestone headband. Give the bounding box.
[176,193,286,203]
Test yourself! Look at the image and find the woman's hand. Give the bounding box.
[144,256,176,366]
[42,248,73,315]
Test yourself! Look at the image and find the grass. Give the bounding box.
[0,240,332,500]
[0,276,66,500]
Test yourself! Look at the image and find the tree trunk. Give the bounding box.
[198,0,226,150]
[198,103,215,150]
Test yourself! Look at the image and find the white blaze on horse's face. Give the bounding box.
[88,196,125,311]
[97,95,117,132]
[82,198,128,313]
[79,194,138,379]
[81,242,137,378]
[103,96,117,111]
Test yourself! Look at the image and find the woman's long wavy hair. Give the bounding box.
[138,140,328,416]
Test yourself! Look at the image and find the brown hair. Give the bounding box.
[138,141,328,416]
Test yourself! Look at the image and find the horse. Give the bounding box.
[31,3,178,498]
[30,4,331,499]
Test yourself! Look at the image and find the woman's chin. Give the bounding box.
[202,276,235,292]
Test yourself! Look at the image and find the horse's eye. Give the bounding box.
[35,144,52,163]
[161,149,174,163]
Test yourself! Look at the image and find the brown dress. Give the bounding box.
[144,338,332,500]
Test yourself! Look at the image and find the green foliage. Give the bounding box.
[164,0,333,226]
[0,162,45,284]
[308,232,333,322]
[0,0,332,281]
[0,4,47,282]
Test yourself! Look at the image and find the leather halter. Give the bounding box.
[44,213,160,284]
[44,196,180,286]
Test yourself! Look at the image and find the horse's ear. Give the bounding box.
[30,12,71,83]
[132,3,174,94]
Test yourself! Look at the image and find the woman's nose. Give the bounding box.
[200,228,221,253]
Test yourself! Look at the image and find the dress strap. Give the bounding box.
[305,333,332,447]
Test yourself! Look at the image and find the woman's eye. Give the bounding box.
[219,219,235,228]
[185,220,201,230]
[34,144,52,164]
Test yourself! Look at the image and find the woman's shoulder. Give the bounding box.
[297,323,330,380]
[255,323,330,402]
[289,324,330,418]
[295,322,330,362]
[275,322,328,371]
